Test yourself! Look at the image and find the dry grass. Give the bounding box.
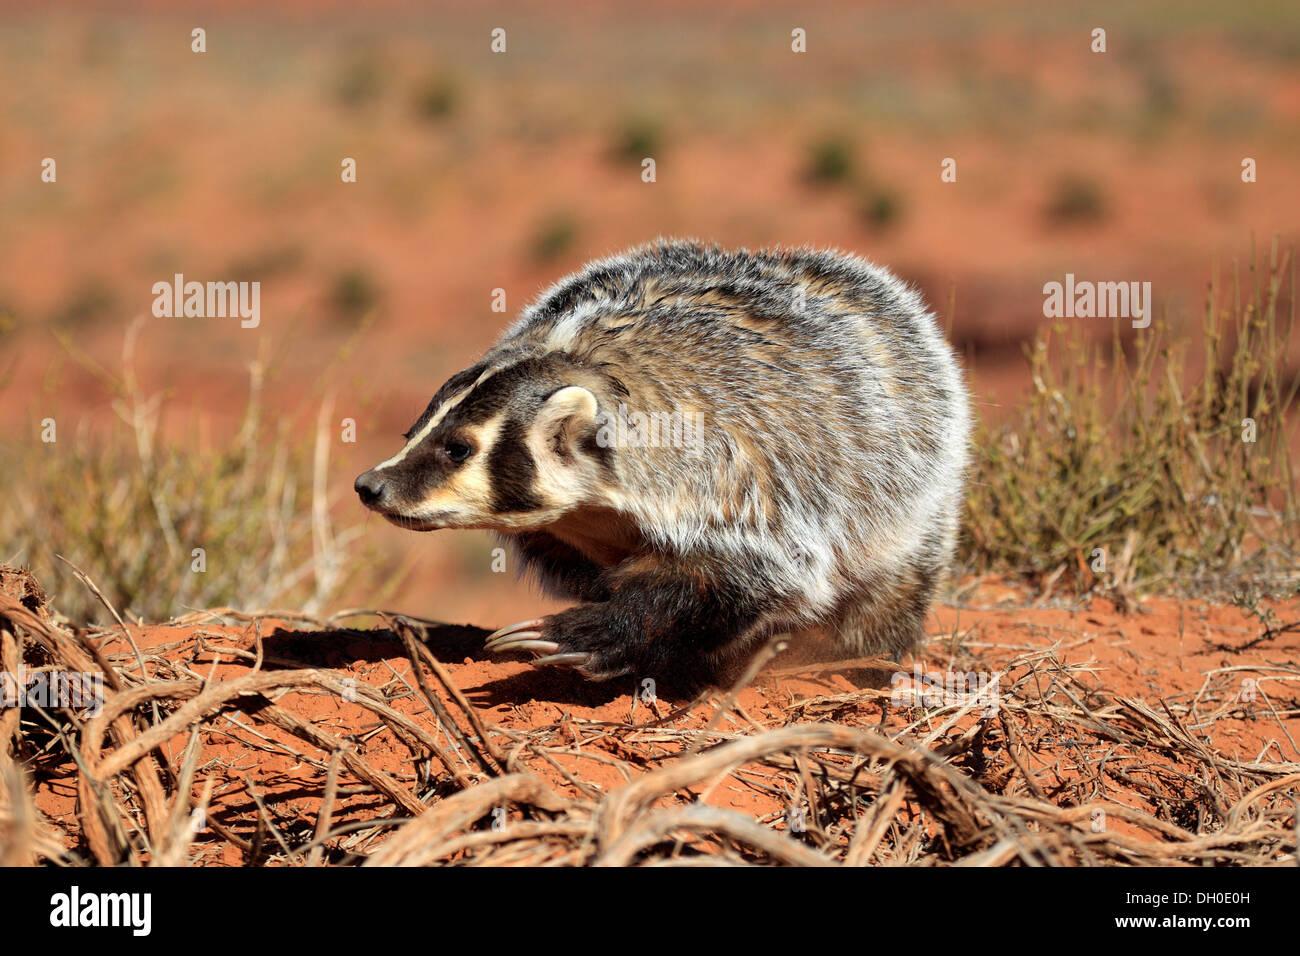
[3,567,1296,867]
[964,238,1299,598]
[0,320,374,626]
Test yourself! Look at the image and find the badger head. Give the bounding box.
[354,356,611,532]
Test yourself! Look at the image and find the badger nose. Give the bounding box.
[354,470,389,508]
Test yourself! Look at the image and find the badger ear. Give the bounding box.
[537,385,598,459]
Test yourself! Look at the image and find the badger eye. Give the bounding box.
[444,440,473,463]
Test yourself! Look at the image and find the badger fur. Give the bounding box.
[355,239,970,687]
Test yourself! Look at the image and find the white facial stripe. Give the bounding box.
[375,386,472,470]
[374,365,504,471]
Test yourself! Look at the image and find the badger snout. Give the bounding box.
[354,469,391,510]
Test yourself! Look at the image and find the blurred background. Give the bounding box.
[1,0,1297,626]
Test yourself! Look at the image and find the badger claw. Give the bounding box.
[496,638,562,656]
[484,616,595,675]
[532,652,593,669]
[485,619,549,654]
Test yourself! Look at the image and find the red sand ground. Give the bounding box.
[27,581,1299,864]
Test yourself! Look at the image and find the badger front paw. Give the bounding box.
[484,606,641,681]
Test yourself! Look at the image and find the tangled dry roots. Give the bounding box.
[1,565,1297,866]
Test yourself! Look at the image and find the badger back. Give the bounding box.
[493,240,970,554]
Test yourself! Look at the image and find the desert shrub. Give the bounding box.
[964,239,1299,596]
[804,136,855,186]
[334,52,383,108]
[609,117,661,165]
[53,280,117,329]
[1044,174,1107,224]
[530,212,578,262]
[860,186,903,230]
[330,267,380,322]
[412,73,458,121]
[225,244,304,283]
[1,326,370,624]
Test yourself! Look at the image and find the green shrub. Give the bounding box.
[610,117,661,165]
[412,74,458,121]
[860,187,903,230]
[530,212,578,262]
[804,136,855,186]
[330,268,380,321]
[1044,174,1107,224]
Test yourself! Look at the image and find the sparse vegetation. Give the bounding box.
[225,244,304,283]
[334,52,384,108]
[3,585,1296,866]
[53,280,117,329]
[0,326,372,625]
[859,186,903,230]
[1141,66,1181,127]
[330,267,380,322]
[530,212,578,262]
[1044,174,1107,224]
[964,240,1299,597]
[609,117,662,165]
[803,136,855,185]
[412,73,458,121]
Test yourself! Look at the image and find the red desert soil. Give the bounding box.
[24,580,1300,865]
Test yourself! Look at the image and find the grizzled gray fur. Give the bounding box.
[356,239,971,688]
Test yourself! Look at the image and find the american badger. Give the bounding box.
[355,240,970,687]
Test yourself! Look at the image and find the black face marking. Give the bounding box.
[388,351,610,514]
[436,355,569,432]
[385,440,457,503]
[404,359,491,439]
[488,416,542,513]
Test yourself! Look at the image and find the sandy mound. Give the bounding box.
[2,571,1297,866]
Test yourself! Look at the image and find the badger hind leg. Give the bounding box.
[831,562,942,663]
